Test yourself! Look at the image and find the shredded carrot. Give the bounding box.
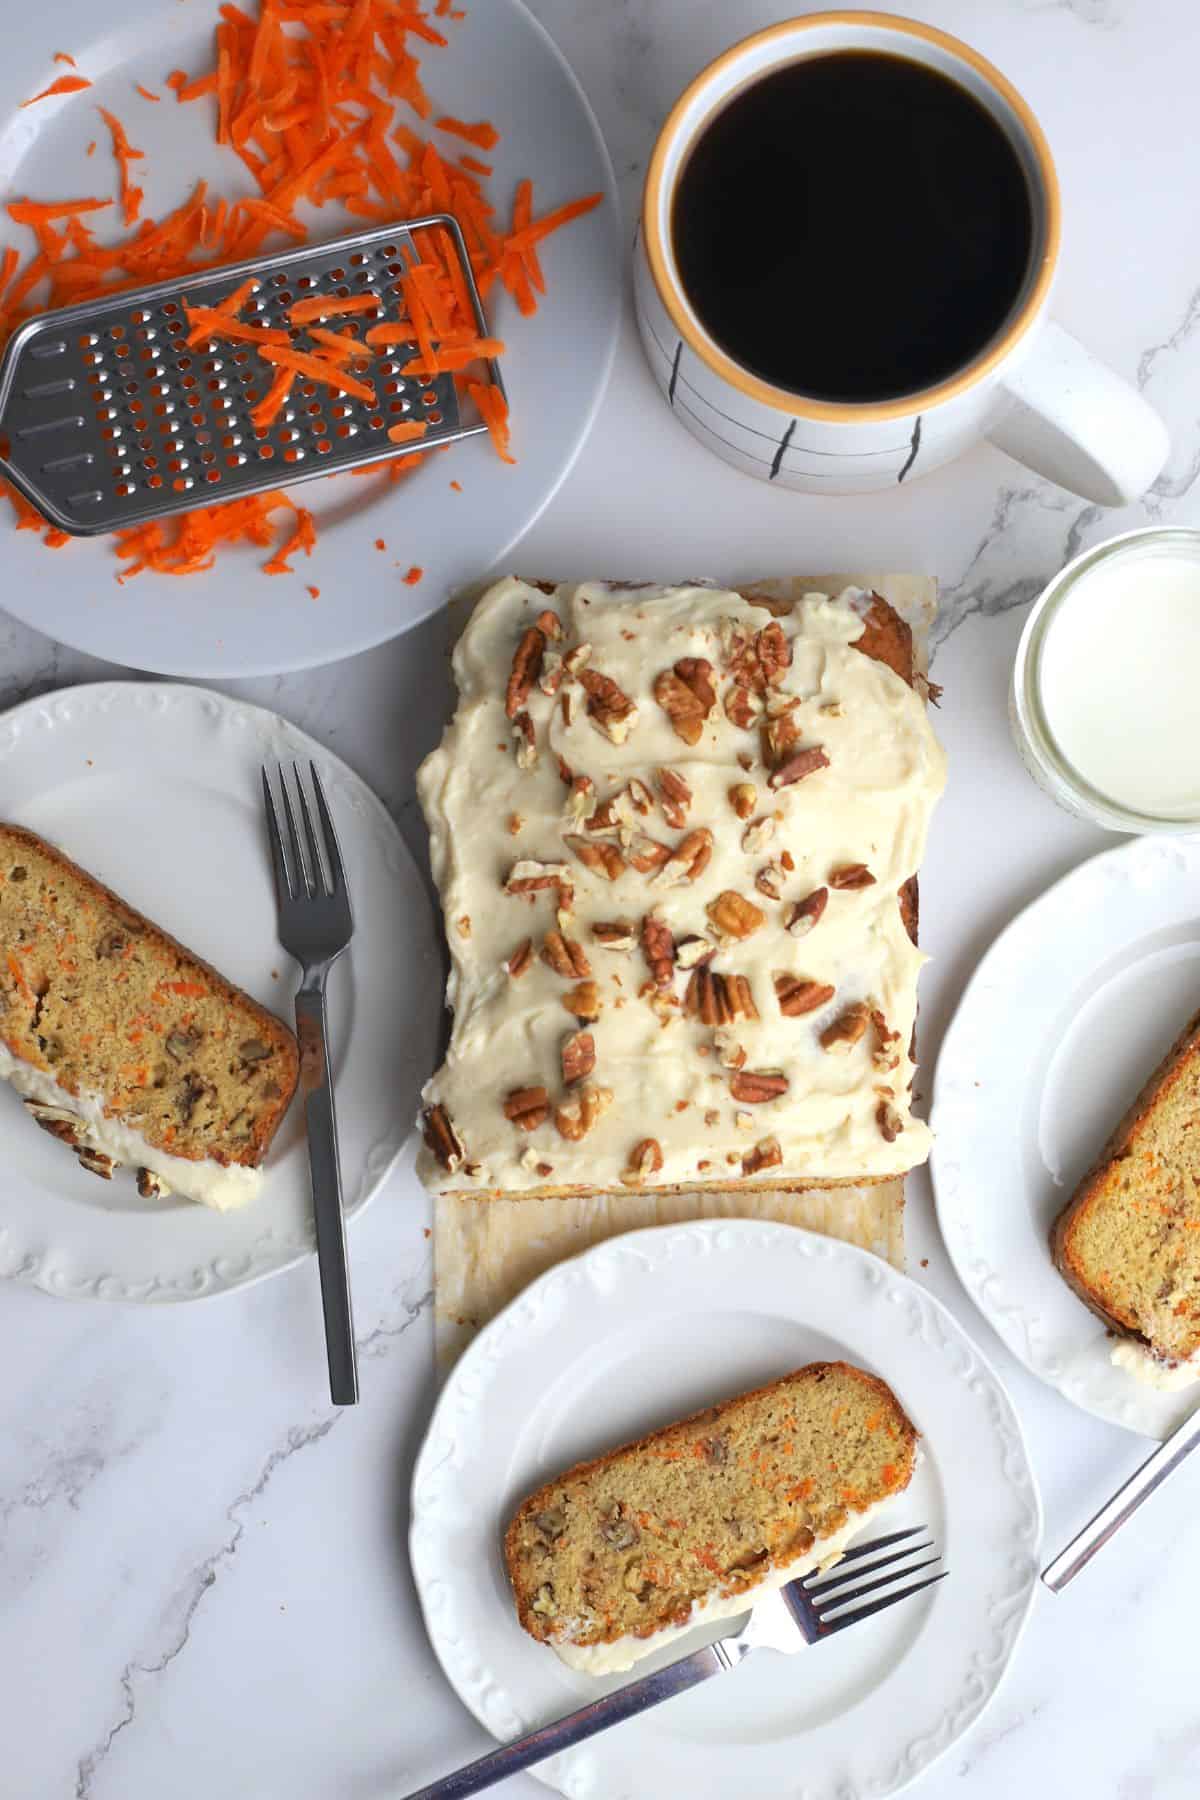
[387,419,427,444]
[374,537,386,550]
[467,379,514,463]
[54,52,78,69]
[182,304,290,348]
[0,247,18,300]
[6,196,111,224]
[262,503,316,574]
[288,292,381,324]
[85,140,96,157]
[212,276,260,315]
[402,565,424,584]
[307,584,320,598]
[449,479,462,492]
[257,345,375,400]
[250,366,295,427]
[135,84,161,102]
[307,326,371,362]
[21,74,91,107]
[435,115,498,151]
[97,108,146,227]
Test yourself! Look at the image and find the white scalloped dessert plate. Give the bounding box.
[410,1220,1041,1800]
[0,681,439,1300]
[932,834,1200,1439]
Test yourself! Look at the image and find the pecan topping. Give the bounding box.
[554,1083,613,1141]
[591,919,637,950]
[653,658,715,745]
[761,711,800,768]
[724,684,762,730]
[877,1099,904,1142]
[768,746,830,789]
[626,833,671,874]
[741,814,776,855]
[655,766,693,828]
[774,975,835,1016]
[564,835,625,881]
[755,862,784,900]
[706,890,766,939]
[624,1137,664,1183]
[871,1008,903,1072]
[561,1029,596,1086]
[578,667,638,743]
[755,620,791,687]
[743,1136,783,1177]
[675,933,716,969]
[713,1026,748,1069]
[507,938,534,978]
[422,1104,465,1172]
[820,1001,871,1054]
[503,1086,550,1130]
[640,912,675,989]
[563,979,601,1020]
[829,863,876,890]
[728,618,791,692]
[786,888,828,936]
[652,827,714,888]
[729,782,758,820]
[505,859,571,896]
[505,625,545,719]
[535,608,563,640]
[729,1069,789,1103]
[685,968,757,1024]
[538,653,563,696]
[562,641,592,677]
[541,930,591,978]
[511,710,538,769]
[626,777,654,816]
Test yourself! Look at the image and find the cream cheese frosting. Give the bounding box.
[417,579,946,1196]
[1110,1338,1200,1391]
[550,1496,886,1675]
[0,1041,262,1211]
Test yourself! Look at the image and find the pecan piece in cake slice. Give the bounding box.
[640,912,675,989]
[511,711,538,770]
[564,835,625,881]
[578,668,639,744]
[541,930,591,978]
[506,938,534,979]
[505,859,571,897]
[654,767,693,829]
[742,1136,783,1177]
[423,1103,466,1171]
[554,1083,613,1141]
[503,1087,550,1131]
[653,658,716,746]
[729,1069,789,1104]
[768,746,830,790]
[876,1099,904,1142]
[652,827,714,888]
[505,625,546,719]
[685,968,757,1025]
[622,1137,664,1184]
[561,1029,596,1086]
[774,976,836,1016]
[785,888,829,937]
[591,919,637,951]
[829,863,876,890]
[706,890,766,940]
[562,979,601,1020]
[728,781,758,819]
[820,1002,871,1054]
[626,833,671,874]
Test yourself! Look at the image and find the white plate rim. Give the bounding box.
[0,677,438,1302]
[409,1218,1043,1800]
[931,832,1200,1438]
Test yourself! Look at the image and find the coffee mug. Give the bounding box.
[633,12,1169,504]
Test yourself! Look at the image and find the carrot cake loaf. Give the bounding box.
[0,824,298,1209]
[505,1360,918,1673]
[1053,1004,1200,1389]
[417,578,946,1197]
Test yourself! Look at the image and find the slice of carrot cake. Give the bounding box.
[505,1360,918,1673]
[0,824,298,1209]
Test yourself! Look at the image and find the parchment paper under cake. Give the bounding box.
[433,573,937,1369]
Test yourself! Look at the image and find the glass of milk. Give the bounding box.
[1011,528,1200,831]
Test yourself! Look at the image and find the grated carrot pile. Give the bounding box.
[0,0,603,581]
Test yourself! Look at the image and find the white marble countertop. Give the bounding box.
[4,1,1200,1794]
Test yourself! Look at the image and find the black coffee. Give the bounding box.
[672,51,1033,402]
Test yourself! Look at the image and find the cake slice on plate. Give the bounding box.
[1053,1005,1200,1388]
[0,824,298,1210]
[504,1361,918,1673]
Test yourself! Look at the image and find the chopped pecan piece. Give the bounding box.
[706,890,766,939]
[755,620,791,687]
[626,777,654,816]
[511,710,537,769]
[685,968,757,1024]
[561,1029,596,1086]
[729,781,758,819]
[729,1069,789,1103]
[785,888,828,936]
[591,919,637,951]
[578,668,638,744]
[640,912,675,989]
[741,815,775,855]
[507,938,534,978]
[554,1083,613,1141]
[562,641,592,677]
[829,863,876,890]
[755,862,784,900]
[503,1087,550,1130]
[713,1026,748,1069]
[870,1007,903,1072]
[820,1002,871,1054]
[655,767,693,828]
[564,835,625,881]
[422,1104,465,1172]
[623,1137,664,1183]
[724,684,761,730]
[774,975,835,1016]
[653,659,715,745]
[761,711,800,769]
[505,859,571,896]
[505,625,545,719]
[652,827,714,888]
[626,833,671,874]
[877,1099,904,1142]
[535,608,563,640]
[675,933,716,970]
[563,979,601,1020]
[743,1136,783,1177]
[541,930,591,978]
[768,746,830,790]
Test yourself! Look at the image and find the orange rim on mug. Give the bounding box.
[641,11,1062,424]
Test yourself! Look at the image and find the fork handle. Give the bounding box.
[295,984,358,1406]
[400,1642,732,1799]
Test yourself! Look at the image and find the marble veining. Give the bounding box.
[3,2,1200,1797]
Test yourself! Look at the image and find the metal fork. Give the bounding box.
[403,1527,946,1799]
[262,761,358,1407]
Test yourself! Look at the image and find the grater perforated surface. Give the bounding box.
[0,214,500,537]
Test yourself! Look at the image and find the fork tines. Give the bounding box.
[800,1526,947,1636]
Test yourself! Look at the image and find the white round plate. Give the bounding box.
[0,681,439,1300]
[932,834,1200,1439]
[0,0,619,677]
[410,1220,1041,1800]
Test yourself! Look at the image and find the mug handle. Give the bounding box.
[985,321,1169,506]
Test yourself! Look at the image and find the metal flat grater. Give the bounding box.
[0,213,503,536]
